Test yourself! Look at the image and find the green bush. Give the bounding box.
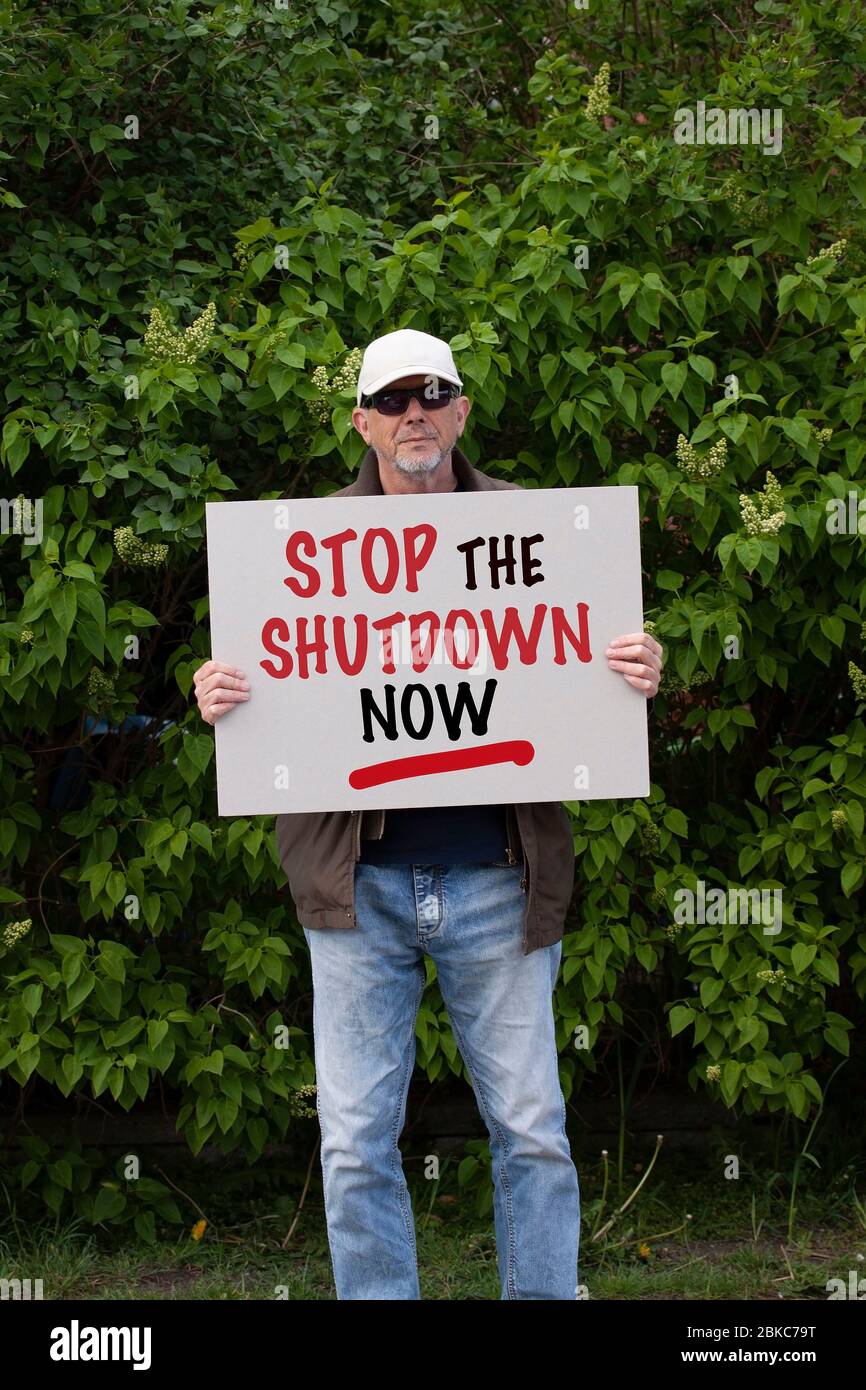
[1,0,865,1231]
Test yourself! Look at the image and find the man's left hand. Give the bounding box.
[605,632,663,698]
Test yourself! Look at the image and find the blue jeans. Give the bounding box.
[303,860,580,1300]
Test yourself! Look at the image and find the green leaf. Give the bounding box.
[246,1116,269,1155]
[92,1186,127,1222]
[819,615,845,647]
[274,343,306,369]
[91,1056,113,1095]
[267,366,294,402]
[611,813,635,846]
[189,822,213,854]
[824,1025,850,1056]
[661,361,687,400]
[656,569,684,591]
[200,374,222,405]
[682,288,706,328]
[669,1004,694,1037]
[147,1019,169,1050]
[688,354,714,383]
[700,977,724,1008]
[66,972,95,1011]
[779,416,812,450]
[789,942,815,979]
[746,1060,772,1087]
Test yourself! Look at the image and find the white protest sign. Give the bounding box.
[205,486,649,815]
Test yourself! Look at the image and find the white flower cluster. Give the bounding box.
[705,1064,721,1081]
[739,471,786,536]
[307,348,364,424]
[831,807,848,831]
[585,62,610,122]
[806,239,847,266]
[639,820,660,853]
[660,666,711,696]
[719,176,749,215]
[114,526,168,569]
[719,176,769,225]
[143,301,217,364]
[676,434,728,479]
[287,1082,318,1119]
[2,918,31,949]
[849,662,866,701]
[18,626,34,645]
[233,239,254,270]
[814,426,833,446]
[87,669,115,703]
[756,966,786,984]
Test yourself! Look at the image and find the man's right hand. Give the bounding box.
[193,660,250,725]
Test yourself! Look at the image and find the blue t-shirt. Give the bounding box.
[358,474,510,865]
[359,803,509,865]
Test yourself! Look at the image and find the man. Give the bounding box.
[194,328,662,1300]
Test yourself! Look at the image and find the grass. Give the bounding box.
[1,1127,864,1299]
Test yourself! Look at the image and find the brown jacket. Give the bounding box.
[274,444,576,955]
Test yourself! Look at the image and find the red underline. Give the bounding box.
[348,739,536,790]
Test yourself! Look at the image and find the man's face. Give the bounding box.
[351,374,471,481]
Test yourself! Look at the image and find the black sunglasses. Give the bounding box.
[360,382,460,415]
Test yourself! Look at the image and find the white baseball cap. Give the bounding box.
[356,328,463,406]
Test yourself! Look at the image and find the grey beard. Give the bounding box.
[391,445,444,476]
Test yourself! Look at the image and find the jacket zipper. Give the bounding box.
[348,810,362,922]
[507,805,529,952]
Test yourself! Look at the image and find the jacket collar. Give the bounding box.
[344,444,494,496]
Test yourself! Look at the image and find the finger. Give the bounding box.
[607,634,664,658]
[194,661,247,686]
[608,659,656,679]
[606,639,657,655]
[607,648,661,670]
[203,695,248,720]
[606,644,661,667]
[199,671,250,698]
[623,673,656,691]
[202,686,250,711]
[195,661,247,684]
[206,700,238,720]
[606,632,648,647]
